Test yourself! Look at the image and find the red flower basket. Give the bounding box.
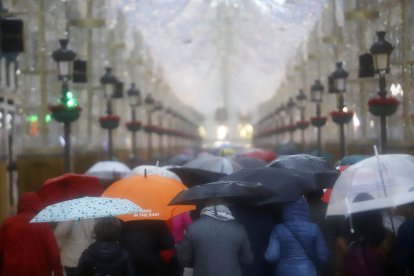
[286,124,297,132]
[49,104,82,123]
[126,120,142,132]
[368,96,399,117]
[330,110,354,125]
[99,115,120,129]
[310,116,327,127]
[143,124,157,133]
[296,120,310,130]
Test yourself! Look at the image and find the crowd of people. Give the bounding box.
[0,149,413,276]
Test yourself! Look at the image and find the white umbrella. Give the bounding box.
[86,161,131,179]
[327,154,414,216]
[126,165,181,182]
[31,197,144,222]
[183,156,242,175]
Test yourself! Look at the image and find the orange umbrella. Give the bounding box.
[102,174,194,221]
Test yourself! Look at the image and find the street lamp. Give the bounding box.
[126,83,141,162]
[99,67,119,160]
[144,93,156,161]
[50,39,80,173]
[330,62,351,159]
[154,101,164,160]
[286,97,295,141]
[369,31,395,153]
[296,89,309,150]
[310,80,327,157]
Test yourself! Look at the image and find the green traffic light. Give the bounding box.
[61,90,78,108]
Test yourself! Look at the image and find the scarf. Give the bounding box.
[200,204,235,221]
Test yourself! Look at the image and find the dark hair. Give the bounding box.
[94,217,122,242]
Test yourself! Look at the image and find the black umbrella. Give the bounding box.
[232,156,267,168]
[221,167,312,203]
[268,154,339,189]
[169,180,273,205]
[168,167,226,187]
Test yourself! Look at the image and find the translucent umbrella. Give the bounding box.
[327,154,414,216]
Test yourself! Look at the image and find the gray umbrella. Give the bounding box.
[183,155,242,175]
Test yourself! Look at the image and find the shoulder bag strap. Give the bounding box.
[283,223,317,266]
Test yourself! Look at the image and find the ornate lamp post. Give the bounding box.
[50,39,80,172]
[329,62,352,159]
[286,97,296,141]
[154,101,164,160]
[99,67,119,160]
[310,80,327,157]
[296,89,309,150]
[126,83,142,162]
[144,93,156,161]
[368,31,397,153]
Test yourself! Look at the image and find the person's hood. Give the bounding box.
[281,197,310,222]
[200,204,235,221]
[17,192,44,214]
[89,241,126,263]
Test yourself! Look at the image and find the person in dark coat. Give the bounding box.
[306,190,342,276]
[120,220,174,276]
[392,201,414,275]
[335,193,394,276]
[265,197,329,276]
[76,216,135,276]
[176,204,253,276]
[229,203,277,276]
[0,192,63,276]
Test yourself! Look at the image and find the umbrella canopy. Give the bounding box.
[169,180,272,205]
[221,167,311,203]
[37,173,104,206]
[127,165,181,181]
[167,153,194,166]
[268,154,339,189]
[327,154,414,216]
[238,148,276,162]
[30,197,143,223]
[86,161,131,180]
[336,154,370,166]
[232,156,267,168]
[275,141,300,155]
[183,155,242,174]
[168,167,226,187]
[102,175,194,221]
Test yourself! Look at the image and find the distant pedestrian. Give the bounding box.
[76,216,134,276]
[392,200,414,275]
[335,193,394,276]
[120,220,174,276]
[0,192,63,276]
[265,197,329,276]
[54,219,96,276]
[177,204,253,276]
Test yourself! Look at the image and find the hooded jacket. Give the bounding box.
[265,198,330,276]
[76,241,135,276]
[0,192,63,276]
[176,205,253,276]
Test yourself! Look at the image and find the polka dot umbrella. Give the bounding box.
[30,197,144,223]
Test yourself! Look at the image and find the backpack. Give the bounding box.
[92,260,125,276]
[345,240,382,276]
[92,251,129,276]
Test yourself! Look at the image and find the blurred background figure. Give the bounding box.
[54,218,96,276]
[76,216,135,276]
[0,192,63,276]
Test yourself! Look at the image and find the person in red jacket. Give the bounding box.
[0,192,63,276]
